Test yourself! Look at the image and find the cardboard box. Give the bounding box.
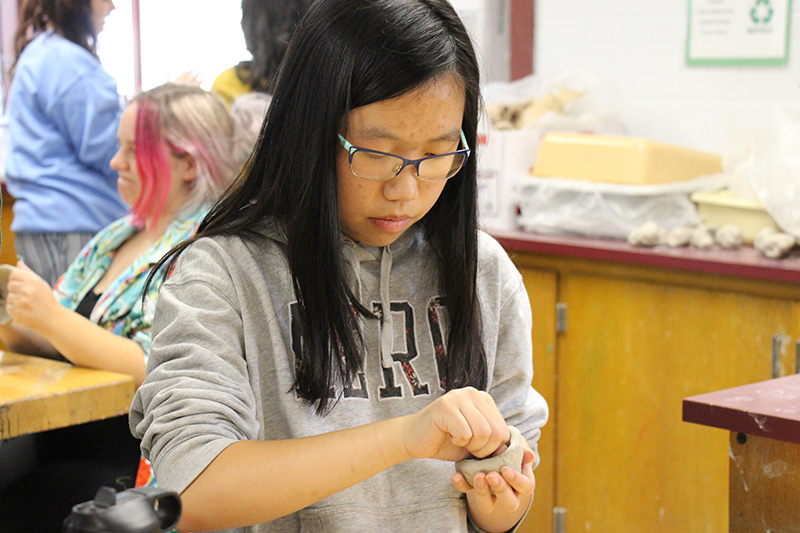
[477,129,541,232]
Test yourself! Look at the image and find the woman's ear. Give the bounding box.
[181,154,198,183]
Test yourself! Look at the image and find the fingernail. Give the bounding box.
[488,475,500,486]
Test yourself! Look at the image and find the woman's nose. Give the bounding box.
[109,150,124,170]
[382,165,419,202]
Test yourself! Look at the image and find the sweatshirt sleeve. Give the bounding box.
[479,235,549,469]
[129,239,260,493]
[491,275,549,469]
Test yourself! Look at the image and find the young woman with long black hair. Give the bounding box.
[131,1,548,531]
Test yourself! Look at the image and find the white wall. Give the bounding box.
[99,0,248,97]
[534,1,800,153]
[452,0,512,82]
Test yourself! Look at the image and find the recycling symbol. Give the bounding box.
[750,0,774,24]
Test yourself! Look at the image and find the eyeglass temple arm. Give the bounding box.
[339,131,469,154]
[338,134,355,154]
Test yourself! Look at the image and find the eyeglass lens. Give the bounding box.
[351,151,466,181]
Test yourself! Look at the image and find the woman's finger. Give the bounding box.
[487,471,521,512]
[469,473,497,514]
[451,472,472,494]
[500,464,535,497]
[456,401,494,456]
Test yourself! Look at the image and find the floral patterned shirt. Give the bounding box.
[53,207,206,362]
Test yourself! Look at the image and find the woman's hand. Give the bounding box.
[401,387,510,463]
[453,447,536,517]
[6,261,63,332]
[399,387,535,531]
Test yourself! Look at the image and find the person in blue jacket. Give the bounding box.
[5,0,128,285]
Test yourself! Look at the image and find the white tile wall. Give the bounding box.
[533,0,800,153]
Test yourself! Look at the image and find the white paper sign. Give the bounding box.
[687,0,791,65]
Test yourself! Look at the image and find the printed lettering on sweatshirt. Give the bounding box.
[289,297,447,400]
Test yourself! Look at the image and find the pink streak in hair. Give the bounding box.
[131,97,170,229]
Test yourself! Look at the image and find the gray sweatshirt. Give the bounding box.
[130,222,548,532]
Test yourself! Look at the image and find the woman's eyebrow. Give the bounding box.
[356,126,461,143]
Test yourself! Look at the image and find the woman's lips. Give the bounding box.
[370,217,411,233]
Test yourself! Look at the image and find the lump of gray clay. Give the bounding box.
[455,426,524,486]
[754,227,797,258]
[627,221,666,247]
[714,224,744,250]
[0,264,13,325]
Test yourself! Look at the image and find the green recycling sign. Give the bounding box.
[687,0,791,65]
[750,0,774,24]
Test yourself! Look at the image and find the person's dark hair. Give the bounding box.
[13,0,97,68]
[235,0,315,94]
[151,0,485,413]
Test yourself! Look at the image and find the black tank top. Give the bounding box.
[74,288,101,319]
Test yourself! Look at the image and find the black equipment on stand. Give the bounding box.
[62,486,181,533]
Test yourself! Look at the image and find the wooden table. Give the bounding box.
[683,374,800,532]
[0,351,135,440]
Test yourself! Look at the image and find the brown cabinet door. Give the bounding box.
[555,273,797,532]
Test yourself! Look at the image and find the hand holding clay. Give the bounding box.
[3,261,62,331]
[455,426,524,486]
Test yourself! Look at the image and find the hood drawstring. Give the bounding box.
[378,246,394,369]
[343,238,395,369]
[343,239,365,307]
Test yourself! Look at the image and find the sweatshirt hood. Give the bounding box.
[255,218,423,369]
[343,228,422,369]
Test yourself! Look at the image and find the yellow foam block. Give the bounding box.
[532,132,722,184]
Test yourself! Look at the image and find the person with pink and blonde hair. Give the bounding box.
[0,83,237,531]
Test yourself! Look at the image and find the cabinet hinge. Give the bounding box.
[556,303,567,334]
[553,507,566,533]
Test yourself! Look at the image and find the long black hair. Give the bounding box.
[13,0,97,68]
[152,0,486,413]
[235,0,315,93]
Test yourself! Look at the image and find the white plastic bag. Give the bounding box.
[743,108,800,240]
[515,174,727,240]
[481,69,626,135]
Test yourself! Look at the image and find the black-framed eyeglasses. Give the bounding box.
[337,130,470,182]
